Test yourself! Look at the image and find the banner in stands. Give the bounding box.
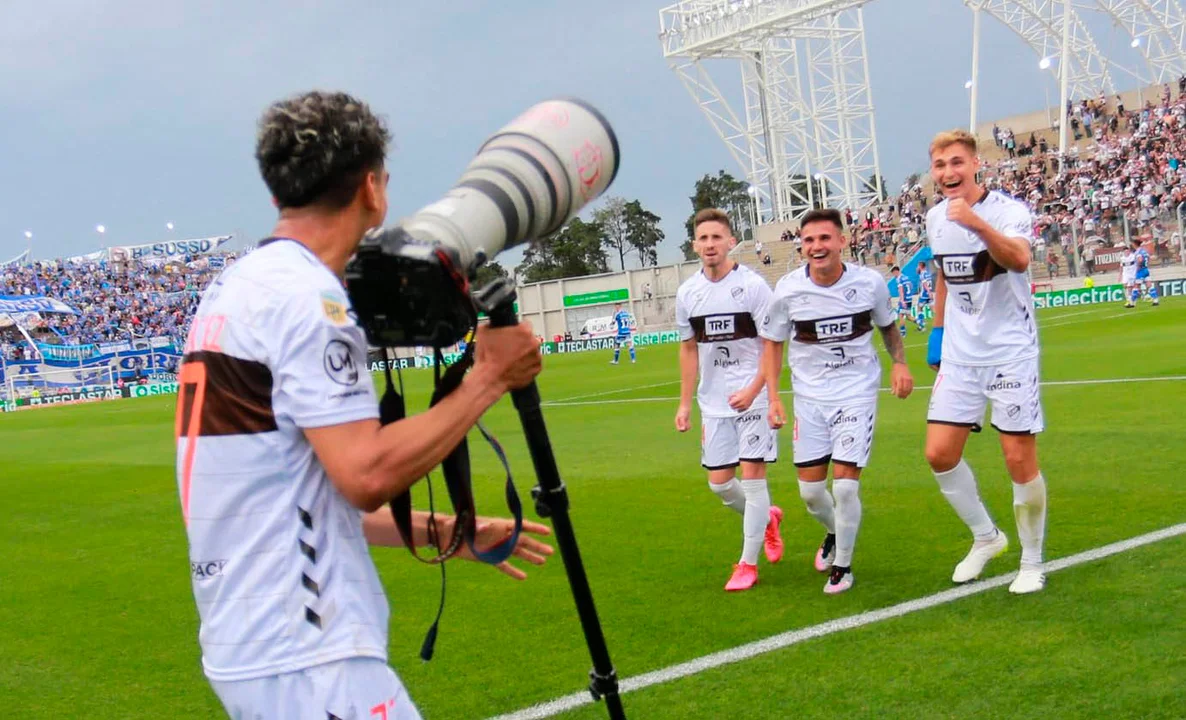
[0,294,78,315]
[1031,277,1185,308]
[109,235,232,261]
[0,341,181,388]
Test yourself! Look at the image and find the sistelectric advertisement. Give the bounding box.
[1032,277,1186,309]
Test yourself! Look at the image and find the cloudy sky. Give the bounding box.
[0,0,1153,269]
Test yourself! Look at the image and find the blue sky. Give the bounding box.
[0,0,1153,270]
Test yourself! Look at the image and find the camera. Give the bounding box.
[344,98,620,348]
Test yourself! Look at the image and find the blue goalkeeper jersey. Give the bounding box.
[613,310,632,337]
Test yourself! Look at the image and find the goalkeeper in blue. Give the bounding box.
[611,303,636,364]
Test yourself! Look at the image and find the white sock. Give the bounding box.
[1013,473,1047,566]
[740,478,771,565]
[709,478,746,515]
[833,479,862,568]
[799,480,836,534]
[934,459,997,542]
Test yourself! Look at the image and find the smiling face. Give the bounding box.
[929,131,982,203]
[800,219,845,275]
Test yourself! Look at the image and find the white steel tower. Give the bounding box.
[659,0,884,224]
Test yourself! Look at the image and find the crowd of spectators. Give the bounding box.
[0,254,236,363]
[835,81,1186,278]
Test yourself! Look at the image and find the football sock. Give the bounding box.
[612,348,620,362]
[710,478,747,515]
[1012,473,1047,566]
[629,346,636,361]
[1131,288,1140,303]
[934,458,997,542]
[798,479,836,533]
[1149,286,1159,301]
[740,478,771,565]
[833,478,862,567]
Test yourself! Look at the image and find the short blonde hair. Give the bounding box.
[929,129,978,157]
[694,207,733,236]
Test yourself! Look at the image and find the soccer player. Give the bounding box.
[1130,239,1160,306]
[888,266,914,336]
[675,208,784,592]
[1119,244,1139,308]
[916,260,934,329]
[924,129,1048,595]
[760,208,914,594]
[175,91,554,719]
[610,302,636,364]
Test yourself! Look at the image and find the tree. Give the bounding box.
[682,170,753,259]
[865,173,889,202]
[593,197,631,271]
[473,260,509,289]
[623,200,663,267]
[515,218,609,283]
[593,196,665,270]
[903,172,921,190]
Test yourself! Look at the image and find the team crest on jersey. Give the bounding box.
[844,288,858,302]
[321,291,349,325]
[730,286,745,301]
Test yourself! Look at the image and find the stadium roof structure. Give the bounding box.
[658,0,1186,224]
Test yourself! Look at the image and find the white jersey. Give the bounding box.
[760,263,895,404]
[176,239,388,683]
[926,191,1039,367]
[1120,250,1138,281]
[675,263,772,419]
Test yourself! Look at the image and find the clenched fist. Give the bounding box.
[946,197,985,234]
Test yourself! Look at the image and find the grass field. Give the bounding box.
[2,297,1185,719]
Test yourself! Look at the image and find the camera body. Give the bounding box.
[344,226,474,348]
[344,98,619,348]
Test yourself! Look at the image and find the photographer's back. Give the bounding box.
[176,237,391,683]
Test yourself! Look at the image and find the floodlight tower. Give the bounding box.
[659,0,885,225]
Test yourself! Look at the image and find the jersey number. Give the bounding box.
[174,361,208,524]
[830,347,846,361]
[958,291,973,305]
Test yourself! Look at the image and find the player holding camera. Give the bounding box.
[174,91,553,719]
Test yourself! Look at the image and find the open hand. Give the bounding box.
[459,516,554,580]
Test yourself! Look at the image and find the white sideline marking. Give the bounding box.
[488,522,1186,720]
[541,375,1186,408]
[553,381,678,402]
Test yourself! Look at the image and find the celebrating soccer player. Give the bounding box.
[924,129,1048,595]
[760,208,913,595]
[675,208,784,592]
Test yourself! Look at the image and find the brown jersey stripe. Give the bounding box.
[936,250,1007,285]
[688,313,758,343]
[792,310,874,344]
[177,351,277,437]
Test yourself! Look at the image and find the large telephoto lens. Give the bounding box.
[399,98,620,273]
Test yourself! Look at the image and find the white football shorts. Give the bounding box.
[701,407,778,470]
[210,657,422,720]
[1122,271,1136,285]
[792,397,878,468]
[927,356,1045,435]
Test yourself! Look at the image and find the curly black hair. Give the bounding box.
[254,90,391,210]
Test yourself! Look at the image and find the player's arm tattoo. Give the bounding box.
[878,323,907,365]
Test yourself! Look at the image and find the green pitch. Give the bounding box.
[2,298,1185,719]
